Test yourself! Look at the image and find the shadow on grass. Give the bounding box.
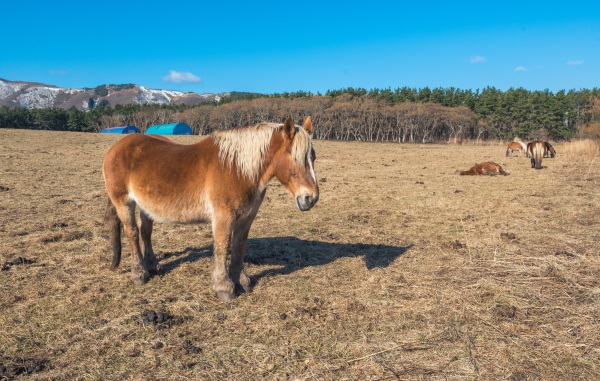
[159,236,411,283]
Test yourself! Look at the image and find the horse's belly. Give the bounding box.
[129,191,211,224]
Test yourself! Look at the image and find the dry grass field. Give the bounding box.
[1,129,599,380]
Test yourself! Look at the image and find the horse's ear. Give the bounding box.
[283,116,295,140]
[303,116,313,134]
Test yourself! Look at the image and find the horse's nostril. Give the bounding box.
[296,193,318,211]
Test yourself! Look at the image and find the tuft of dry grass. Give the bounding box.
[1,129,599,380]
[560,139,600,162]
[557,139,600,180]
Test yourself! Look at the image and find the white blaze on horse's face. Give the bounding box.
[295,143,319,211]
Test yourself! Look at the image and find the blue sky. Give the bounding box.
[2,1,599,94]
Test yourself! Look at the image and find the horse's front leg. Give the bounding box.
[230,219,253,293]
[211,213,235,301]
[230,192,265,293]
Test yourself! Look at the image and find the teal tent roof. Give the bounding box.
[145,122,192,135]
[100,126,141,134]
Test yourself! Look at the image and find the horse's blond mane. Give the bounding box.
[212,122,312,180]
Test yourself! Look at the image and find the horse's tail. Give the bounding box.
[527,142,536,168]
[505,147,510,157]
[533,142,544,169]
[104,197,122,269]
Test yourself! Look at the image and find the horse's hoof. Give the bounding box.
[132,277,145,285]
[216,291,235,301]
[133,271,150,285]
[240,274,252,293]
[150,264,163,275]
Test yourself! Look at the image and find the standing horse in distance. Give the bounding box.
[527,141,556,169]
[102,117,319,300]
[506,140,527,157]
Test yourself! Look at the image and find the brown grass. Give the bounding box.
[559,140,600,181]
[561,139,599,161]
[1,129,599,380]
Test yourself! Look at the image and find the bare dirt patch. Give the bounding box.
[1,129,599,380]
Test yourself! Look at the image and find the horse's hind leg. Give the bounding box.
[116,200,149,284]
[535,152,543,169]
[104,198,122,269]
[140,211,162,275]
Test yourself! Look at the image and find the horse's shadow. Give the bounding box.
[158,236,411,285]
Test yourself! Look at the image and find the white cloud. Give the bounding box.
[514,66,527,72]
[566,60,584,66]
[470,56,486,63]
[162,70,201,83]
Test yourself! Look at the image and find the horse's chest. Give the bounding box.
[234,190,265,219]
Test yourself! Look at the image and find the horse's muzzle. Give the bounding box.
[296,193,319,211]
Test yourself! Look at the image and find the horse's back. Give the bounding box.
[104,134,211,175]
[146,134,174,143]
[104,134,179,182]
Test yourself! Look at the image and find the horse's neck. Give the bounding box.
[256,144,280,191]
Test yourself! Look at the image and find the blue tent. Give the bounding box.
[145,122,192,135]
[100,126,141,134]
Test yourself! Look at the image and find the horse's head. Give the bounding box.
[274,117,319,211]
[547,142,556,158]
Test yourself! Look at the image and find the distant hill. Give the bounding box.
[0,78,234,110]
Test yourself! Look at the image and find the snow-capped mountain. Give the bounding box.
[0,79,228,110]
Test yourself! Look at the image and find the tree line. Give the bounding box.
[1,86,599,142]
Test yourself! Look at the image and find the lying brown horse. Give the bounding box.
[505,141,527,157]
[455,161,508,176]
[102,117,319,300]
[527,141,556,169]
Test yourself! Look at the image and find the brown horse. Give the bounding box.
[527,141,555,169]
[102,117,319,300]
[506,141,527,157]
[455,161,508,176]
